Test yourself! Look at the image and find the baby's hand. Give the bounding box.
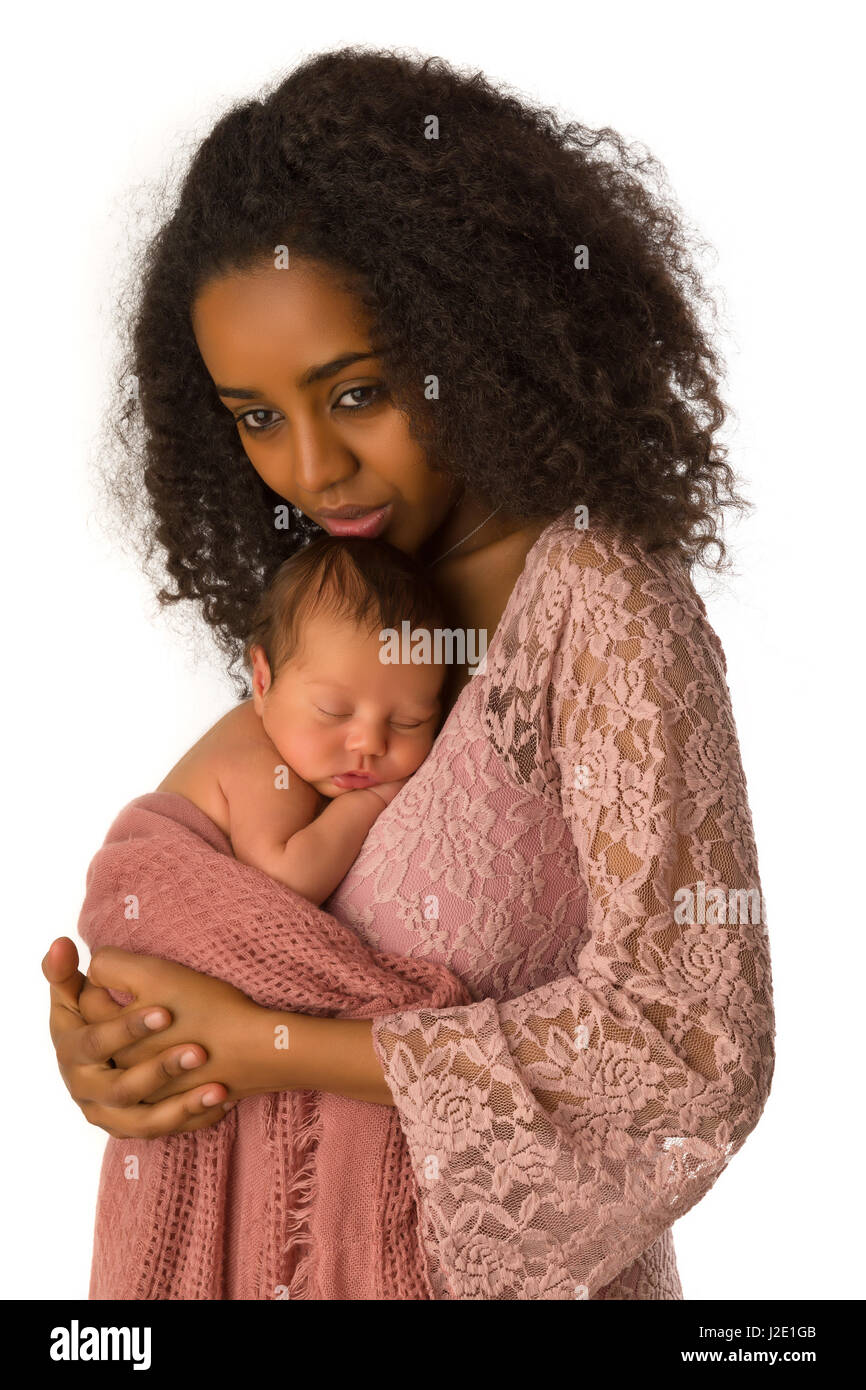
[366,778,410,808]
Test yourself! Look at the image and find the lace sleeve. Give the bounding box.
[370,528,775,1299]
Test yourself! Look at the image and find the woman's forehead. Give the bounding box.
[191,262,374,381]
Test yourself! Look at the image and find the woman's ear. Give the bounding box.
[249,645,272,715]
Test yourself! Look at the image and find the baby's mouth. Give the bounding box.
[331,771,379,788]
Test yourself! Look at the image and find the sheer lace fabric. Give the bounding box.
[324,514,774,1300]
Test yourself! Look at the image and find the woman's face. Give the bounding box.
[191,256,460,557]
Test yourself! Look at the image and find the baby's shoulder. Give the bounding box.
[207,699,286,788]
[213,702,325,845]
[209,698,271,753]
[157,700,269,799]
[156,703,268,834]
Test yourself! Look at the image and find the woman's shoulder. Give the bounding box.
[500,510,712,661]
[481,512,730,785]
[524,511,708,622]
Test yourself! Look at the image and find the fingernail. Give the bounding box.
[179,1049,200,1069]
[201,1088,222,1106]
[143,1010,168,1029]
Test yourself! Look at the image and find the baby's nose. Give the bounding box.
[345,722,388,758]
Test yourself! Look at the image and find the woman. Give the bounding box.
[45,46,775,1299]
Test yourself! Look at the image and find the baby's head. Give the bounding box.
[244,536,451,798]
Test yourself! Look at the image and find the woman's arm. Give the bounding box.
[46,938,395,1138]
[89,947,395,1106]
[250,1011,394,1107]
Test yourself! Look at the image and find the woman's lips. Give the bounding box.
[332,772,379,788]
[316,504,391,538]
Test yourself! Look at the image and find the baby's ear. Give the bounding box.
[248,644,272,710]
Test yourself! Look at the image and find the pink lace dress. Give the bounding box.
[321,511,775,1300]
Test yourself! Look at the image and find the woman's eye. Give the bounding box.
[236,387,382,435]
[237,409,280,434]
[334,384,383,411]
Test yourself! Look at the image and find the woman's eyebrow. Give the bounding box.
[216,349,386,400]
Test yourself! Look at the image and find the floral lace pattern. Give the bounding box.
[324,515,774,1299]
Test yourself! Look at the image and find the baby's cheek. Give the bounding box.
[402,745,431,777]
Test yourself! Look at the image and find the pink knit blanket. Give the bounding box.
[77,792,472,1300]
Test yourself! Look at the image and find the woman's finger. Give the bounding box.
[83,1084,233,1139]
[42,936,81,987]
[43,937,87,1026]
[86,945,162,997]
[54,1003,173,1069]
[96,1045,214,1109]
[79,977,125,1024]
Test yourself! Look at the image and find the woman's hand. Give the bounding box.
[85,948,396,1106]
[85,946,266,1106]
[43,937,235,1139]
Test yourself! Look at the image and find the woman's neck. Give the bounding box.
[427,513,555,715]
[432,517,547,619]
[419,492,512,567]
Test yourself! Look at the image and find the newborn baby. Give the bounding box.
[157,535,449,905]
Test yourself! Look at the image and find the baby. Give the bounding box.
[157,535,450,905]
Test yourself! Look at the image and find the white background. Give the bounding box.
[2,0,862,1301]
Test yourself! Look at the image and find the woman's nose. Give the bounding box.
[285,419,358,497]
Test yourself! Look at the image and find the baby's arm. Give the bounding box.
[220,737,401,905]
[259,787,402,905]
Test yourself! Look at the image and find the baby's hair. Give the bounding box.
[244,535,452,683]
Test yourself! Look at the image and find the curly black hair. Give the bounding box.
[99,44,747,695]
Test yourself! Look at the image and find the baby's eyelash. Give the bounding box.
[315,706,422,730]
